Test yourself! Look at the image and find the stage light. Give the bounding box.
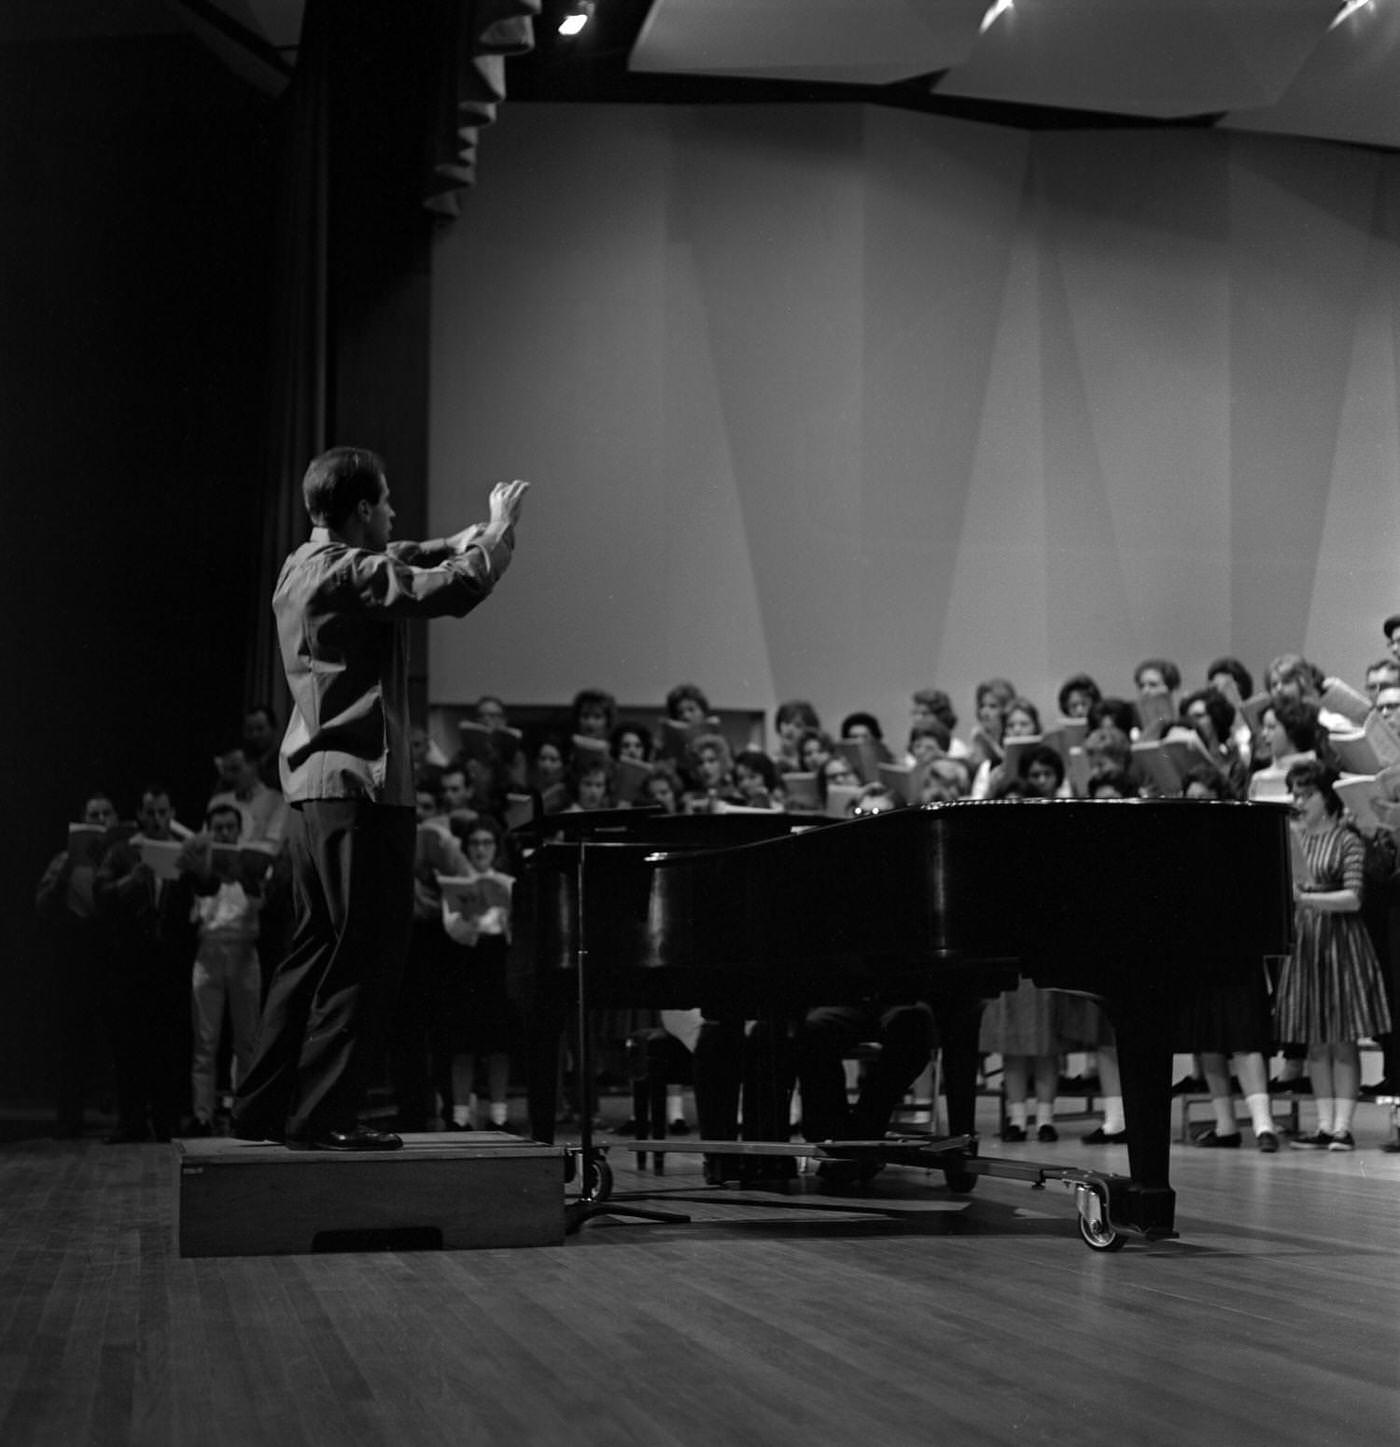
[979,0,1015,36]
[559,2,594,37]
[1330,0,1375,28]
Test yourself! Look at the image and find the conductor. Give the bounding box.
[233,446,529,1150]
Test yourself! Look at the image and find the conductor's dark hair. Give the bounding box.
[244,702,278,728]
[302,446,387,528]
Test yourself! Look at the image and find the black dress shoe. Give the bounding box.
[295,1126,403,1152]
[1082,1127,1128,1144]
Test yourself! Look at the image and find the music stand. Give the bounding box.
[565,834,690,1232]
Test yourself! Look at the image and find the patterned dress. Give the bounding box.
[1274,824,1392,1045]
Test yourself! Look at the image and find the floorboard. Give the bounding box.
[2,1099,1398,1447]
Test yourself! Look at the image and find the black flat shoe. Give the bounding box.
[1082,1127,1128,1144]
[1193,1128,1242,1148]
[295,1127,404,1152]
[1000,1124,1027,1143]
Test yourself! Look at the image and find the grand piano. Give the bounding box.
[511,798,1294,1247]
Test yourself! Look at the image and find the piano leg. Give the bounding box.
[1105,986,1177,1238]
[931,989,984,1140]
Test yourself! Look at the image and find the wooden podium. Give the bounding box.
[174,1132,566,1257]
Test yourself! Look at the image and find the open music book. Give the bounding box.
[458,718,523,768]
[781,772,821,811]
[1130,732,1217,796]
[137,838,184,882]
[658,716,723,764]
[614,757,654,806]
[1135,692,1177,735]
[1320,677,1373,728]
[824,783,862,817]
[835,737,892,785]
[877,760,929,806]
[437,872,513,919]
[1335,776,1391,834]
[1330,712,1400,775]
[504,793,536,830]
[571,733,611,761]
[209,840,278,889]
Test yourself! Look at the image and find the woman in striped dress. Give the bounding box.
[1277,760,1392,1150]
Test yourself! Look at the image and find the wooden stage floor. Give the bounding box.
[3,1102,1399,1447]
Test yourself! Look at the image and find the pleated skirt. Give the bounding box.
[1274,911,1392,1046]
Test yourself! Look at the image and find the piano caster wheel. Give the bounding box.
[579,1153,614,1205]
[1078,1215,1124,1252]
[943,1169,977,1195]
[1075,1187,1125,1252]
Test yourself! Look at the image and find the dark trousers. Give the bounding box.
[796,1002,935,1143]
[233,800,415,1141]
[388,920,446,1131]
[45,914,107,1133]
[103,953,189,1140]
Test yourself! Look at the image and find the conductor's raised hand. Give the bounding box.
[489,478,530,529]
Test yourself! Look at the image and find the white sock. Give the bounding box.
[1034,1101,1055,1129]
[1007,1100,1029,1129]
[666,1092,684,1121]
[1333,1096,1357,1134]
[1212,1098,1236,1135]
[1100,1097,1125,1135]
[452,1104,473,1127]
[1313,1097,1335,1135]
[1246,1093,1273,1137]
[489,1100,508,1127]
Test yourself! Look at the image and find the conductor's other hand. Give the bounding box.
[488,478,530,529]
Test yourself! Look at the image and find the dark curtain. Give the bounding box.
[245,0,538,715]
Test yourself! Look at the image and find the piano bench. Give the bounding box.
[1177,1093,1300,1143]
[626,1028,694,1173]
